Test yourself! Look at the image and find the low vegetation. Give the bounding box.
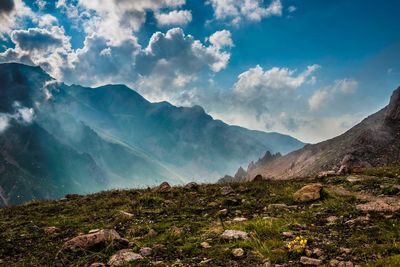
[1,166,400,266]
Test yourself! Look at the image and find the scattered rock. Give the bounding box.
[154,182,171,193]
[339,247,351,254]
[221,186,234,196]
[147,229,158,237]
[63,229,128,250]
[282,231,294,238]
[346,176,362,183]
[300,256,322,265]
[89,263,105,267]
[232,248,245,258]
[293,183,323,202]
[356,199,400,212]
[345,216,370,225]
[108,249,143,266]
[268,203,289,209]
[337,261,353,267]
[200,241,211,249]
[232,217,247,222]
[313,248,323,257]
[44,226,60,235]
[184,182,199,190]
[329,259,340,267]
[221,230,249,240]
[139,247,152,257]
[326,216,338,224]
[118,210,134,218]
[88,229,100,234]
[318,170,336,179]
[170,226,183,237]
[218,209,228,216]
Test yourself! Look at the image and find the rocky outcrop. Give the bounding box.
[385,86,400,123]
[293,184,323,203]
[63,229,128,251]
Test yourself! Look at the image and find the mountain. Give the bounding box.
[235,86,400,181]
[0,63,304,205]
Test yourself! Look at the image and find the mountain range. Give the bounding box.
[0,63,304,206]
[223,85,400,182]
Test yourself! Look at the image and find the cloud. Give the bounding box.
[0,0,34,39]
[0,102,36,134]
[155,10,192,26]
[0,0,14,14]
[288,5,296,13]
[0,114,10,133]
[208,0,283,25]
[208,29,233,50]
[38,14,59,28]
[308,78,358,111]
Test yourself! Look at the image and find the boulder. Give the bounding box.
[293,183,323,202]
[200,241,211,248]
[44,226,60,235]
[63,229,128,250]
[184,182,199,190]
[139,247,152,257]
[317,170,336,179]
[154,182,171,193]
[108,249,143,266]
[221,186,234,196]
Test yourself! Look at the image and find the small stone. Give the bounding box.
[339,247,352,254]
[108,249,143,266]
[139,247,152,256]
[293,184,323,203]
[63,229,128,251]
[326,216,338,223]
[300,256,322,266]
[171,226,183,237]
[118,210,134,218]
[338,261,353,267]
[201,241,211,248]
[305,249,313,257]
[232,217,247,222]
[232,248,245,258]
[282,231,294,238]
[89,263,105,267]
[268,203,289,209]
[218,209,228,216]
[147,229,158,237]
[44,226,60,235]
[221,186,234,196]
[221,230,249,240]
[329,259,340,267]
[318,170,336,179]
[345,216,370,225]
[88,229,100,234]
[313,248,323,257]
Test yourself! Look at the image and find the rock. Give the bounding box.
[282,232,294,238]
[268,203,289,209]
[64,194,80,199]
[89,263,105,267]
[44,226,60,235]
[221,186,234,196]
[118,210,134,218]
[356,199,400,212]
[147,229,158,237]
[232,217,247,222]
[218,209,228,216]
[326,216,338,224]
[139,247,152,256]
[338,261,353,267]
[200,241,211,248]
[108,249,143,266]
[253,174,264,182]
[171,226,183,237]
[329,259,340,267]
[346,176,362,183]
[88,229,101,234]
[154,182,171,193]
[221,230,249,240]
[313,248,323,257]
[184,182,199,190]
[300,256,322,265]
[345,216,370,225]
[318,170,336,179]
[293,184,323,202]
[63,229,128,250]
[232,248,245,258]
[339,247,352,254]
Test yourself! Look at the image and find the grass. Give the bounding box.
[0,167,399,266]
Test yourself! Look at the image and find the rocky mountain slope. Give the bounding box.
[230,86,400,181]
[0,63,304,206]
[1,166,399,266]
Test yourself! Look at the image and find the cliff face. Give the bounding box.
[244,86,400,180]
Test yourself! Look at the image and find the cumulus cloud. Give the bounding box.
[0,102,36,134]
[208,29,233,50]
[0,0,34,40]
[155,10,192,26]
[209,0,283,25]
[308,78,358,111]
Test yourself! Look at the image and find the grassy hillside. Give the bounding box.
[1,166,400,266]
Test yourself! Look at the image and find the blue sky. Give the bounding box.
[0,0,399,143]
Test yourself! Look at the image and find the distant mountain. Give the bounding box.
[0,63,304,206]
[230,86,400,181]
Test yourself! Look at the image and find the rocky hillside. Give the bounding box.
[1,166,400,266]
[234,86,400,181]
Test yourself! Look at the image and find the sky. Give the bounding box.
[0,0,399,143]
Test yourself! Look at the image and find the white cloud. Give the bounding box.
[0,114,10,133]
[0,0,35,40]
[155,10,192,26]
[208,29,233,50]
[332,78,358,93]
[209,0,283,25]
[288,5,296,13]
[309,89,329,111]
[38,14,59,28]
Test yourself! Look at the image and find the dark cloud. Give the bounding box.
[0,0,14,15]
[11,28,64,52]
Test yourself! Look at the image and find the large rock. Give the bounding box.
[108,249,143,266]
[293,184,323,202]
[154,182,171,193]
[300,256,322,265]
[63,229,128,250]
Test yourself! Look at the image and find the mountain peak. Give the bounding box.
[385,86,400,123]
